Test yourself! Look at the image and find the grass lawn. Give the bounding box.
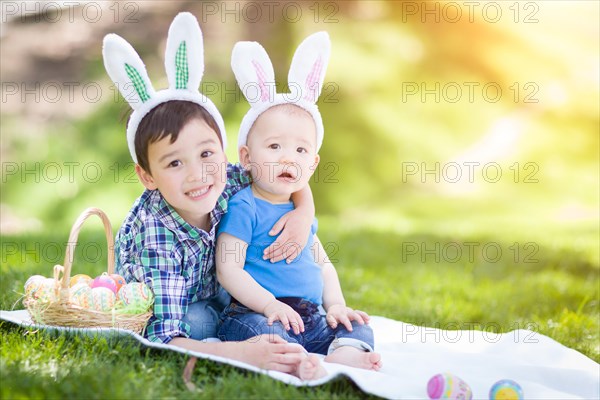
[1,198,598,398]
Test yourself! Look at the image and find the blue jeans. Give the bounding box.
[219,297,374,354]
[181,287,230,340]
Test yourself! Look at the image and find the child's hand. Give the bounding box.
[263,300,305,335]
[263,208,312,264]
[237,334,306,373]
[325,304,370,331]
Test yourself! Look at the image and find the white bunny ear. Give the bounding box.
[231,41,276,107]
[288,31,330,103]
[165,12,204,91]
[103,33,156,109]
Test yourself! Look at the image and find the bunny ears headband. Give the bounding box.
[103,12,227,163]
[232,31,331,151]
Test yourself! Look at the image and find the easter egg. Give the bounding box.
[34,278,59,303]
[427,373,472,400]
[489,380,524,400]
[117,282,154,311]
[109,274,126,292]
[70,274,92,287]
[70,283,92,307]
[90,273,118,294]
[24,275,45,298]
[85,287,116,312]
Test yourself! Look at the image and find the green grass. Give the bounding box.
[0,322,374,399]
[1,208,598,399]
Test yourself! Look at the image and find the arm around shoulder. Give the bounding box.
[265,185,316,263]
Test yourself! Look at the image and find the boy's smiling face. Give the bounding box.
[240,105,320,203]
[136,118,227,230]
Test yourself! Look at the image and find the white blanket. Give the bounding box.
[1,310,598,399]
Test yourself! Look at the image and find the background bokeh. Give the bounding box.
[1,1,598,353]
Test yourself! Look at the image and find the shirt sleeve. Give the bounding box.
[116,219,192,344]
[217,189,254,244]
[224,163,252,199]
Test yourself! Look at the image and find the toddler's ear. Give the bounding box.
[135,164,157,190]
[311,154,321,172]
[238,146,252,168]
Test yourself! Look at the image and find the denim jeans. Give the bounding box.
[181,287,230,340]
[219,297,374,354]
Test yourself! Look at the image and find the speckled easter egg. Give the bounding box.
[70,283,92,307]
[109,274,126,292]
[489,380,523,400]
[117,282,154,311]
[24,275,46,298]
[85,287,116,311]
[90,273,118,294]
[34,278,59,303]
[70,274,92,287]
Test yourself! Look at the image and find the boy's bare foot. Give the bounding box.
[324,346,382,371]
[296,354,327,380]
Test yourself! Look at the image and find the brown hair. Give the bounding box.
[134,100,221,173]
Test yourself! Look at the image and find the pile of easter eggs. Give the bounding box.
[24,273,154,313]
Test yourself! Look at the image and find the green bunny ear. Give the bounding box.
[175,41,189,89]
[125,63,151,102]
[165,12,203,91]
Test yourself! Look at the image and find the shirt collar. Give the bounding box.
[148,189,224,243]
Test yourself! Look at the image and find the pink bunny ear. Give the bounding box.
[288,31,331,104]
[303,55,325,102]
[251,60,271,103]
[231,41,276,107]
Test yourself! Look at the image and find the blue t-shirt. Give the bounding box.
[218,187,322,304]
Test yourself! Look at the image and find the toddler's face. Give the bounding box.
[138,118,227,228]
[241,106,320,203]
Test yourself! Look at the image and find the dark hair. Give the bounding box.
[134,100,221,173]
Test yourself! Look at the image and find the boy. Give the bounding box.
[103,13,313,373]
[216,33,382,380]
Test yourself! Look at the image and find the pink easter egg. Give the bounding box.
[90,273,118,294]
[427,373,472,400]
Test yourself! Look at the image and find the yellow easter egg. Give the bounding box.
[70,274,92,287]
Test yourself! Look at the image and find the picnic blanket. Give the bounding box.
[1,310,598,399]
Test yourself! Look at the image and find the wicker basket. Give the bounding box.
[24,207,153,334]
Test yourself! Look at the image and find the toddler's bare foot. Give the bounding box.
[296,354,327,380]
[324,346,382,371]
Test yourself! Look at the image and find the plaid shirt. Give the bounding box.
[115,163,251,344]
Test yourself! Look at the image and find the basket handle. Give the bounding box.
[61,207,115,290]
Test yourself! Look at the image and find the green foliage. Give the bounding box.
[1,2,597,397]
